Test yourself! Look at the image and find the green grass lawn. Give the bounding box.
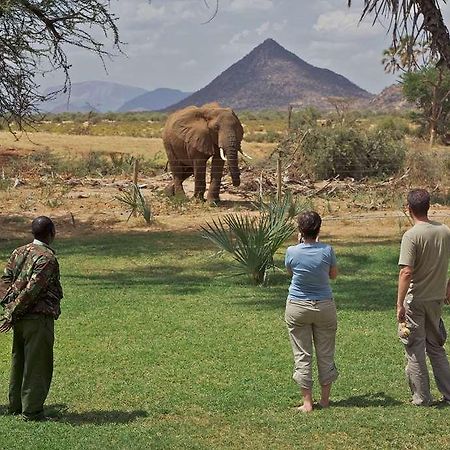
[0,231,449,449]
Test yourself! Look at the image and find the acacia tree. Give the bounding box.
[0,0,120,130]
[402,66,450,146]
[348,1,450,68]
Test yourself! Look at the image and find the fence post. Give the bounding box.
[133,158,139,216]
[276,148,282,202]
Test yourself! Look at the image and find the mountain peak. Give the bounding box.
[248,38,301,61]
[166,39,371,111]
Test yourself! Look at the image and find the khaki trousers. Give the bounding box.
[404,299,450,405]
[9,314,54,420]
[285,299,338,389]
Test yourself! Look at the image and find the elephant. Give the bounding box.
[162,104,244,202]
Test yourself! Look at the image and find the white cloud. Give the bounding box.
[256,22,270,35]
[314,10,382,37]
[181,59,198,69]
[255,20,287,35]
[228,0,274,12]
[229,29,251,46]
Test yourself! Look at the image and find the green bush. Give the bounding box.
[202,194,304,285]
[293,126,406,180]
[290,107,322,130]
[375,116,411,139]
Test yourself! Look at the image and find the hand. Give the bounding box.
[0,319,12,333]
[397,304,406,323]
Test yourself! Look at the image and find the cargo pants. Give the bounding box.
[8,314,54,420]
[403,299,450,405]
[285,299,338,389]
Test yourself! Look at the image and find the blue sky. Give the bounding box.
[42,0,450,94]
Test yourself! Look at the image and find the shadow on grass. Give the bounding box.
[57,231,210,258]
[64,264,212,295]
[0,404,148,425]
[47,404,148,425]
[0,231,403,312]
[332,392,402,407]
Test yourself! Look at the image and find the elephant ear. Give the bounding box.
[184,119,215,157]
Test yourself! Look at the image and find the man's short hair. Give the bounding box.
[297,211,322,239]
[407,189,430,216]
[31,216,55,240]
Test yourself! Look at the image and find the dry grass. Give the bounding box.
[0,132,165,160]
[0,132,275,162]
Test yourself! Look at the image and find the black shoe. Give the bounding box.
[22,414,55,422]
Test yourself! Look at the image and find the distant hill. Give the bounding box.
[364,84,414,111]
[167,38,372,111]
[118,88,191,112]
[40,81,148,113]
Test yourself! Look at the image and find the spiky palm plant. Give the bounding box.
[202,195,305,285]
[115,183,153,225]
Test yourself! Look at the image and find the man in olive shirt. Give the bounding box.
[0,216,63,420]
[397,189,450,406]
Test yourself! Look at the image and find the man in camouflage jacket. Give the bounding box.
[0,216,63,421]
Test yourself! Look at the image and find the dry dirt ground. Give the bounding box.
[1,132,449,243]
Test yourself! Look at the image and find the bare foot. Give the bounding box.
[296,404,313,413]
[318,401,330,409]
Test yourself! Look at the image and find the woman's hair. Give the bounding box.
[297,211,322,239]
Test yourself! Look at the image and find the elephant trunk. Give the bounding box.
[219,133,240,187]
[227,152,240,187]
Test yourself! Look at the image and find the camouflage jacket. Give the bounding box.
[0,241,63,323]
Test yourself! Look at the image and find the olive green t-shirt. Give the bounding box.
[398,221,450,302]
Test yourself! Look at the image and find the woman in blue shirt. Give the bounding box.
[285,211,338,412]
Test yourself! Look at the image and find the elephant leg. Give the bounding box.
[193,159,207,200]
[171,164,193,197]
[207,156,225,202]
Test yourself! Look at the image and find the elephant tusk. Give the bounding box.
[219,147,227,161]
[240,151,253,160]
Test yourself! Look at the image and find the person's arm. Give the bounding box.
[329,266,338,280]
[0,250,18,299]
[397,265,413,322]
[328,246,337,280]
[285,248,293,277]
[2,257,56,323]
[445,279,450,305]
[0,251,18,332]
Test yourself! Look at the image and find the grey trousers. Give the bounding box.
[285,299,338,389]
[404,299,450,405]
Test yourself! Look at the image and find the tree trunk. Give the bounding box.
[416,0,450,68]
[429,125,436,148]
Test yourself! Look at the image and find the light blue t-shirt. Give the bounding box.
[285,242,337,301]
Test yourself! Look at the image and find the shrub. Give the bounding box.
[290,107,321,130]
[201,194,305,285]
[291,126,406,180]
[115,183,153,225]
[375,116,411,139]
[404,149,450,188]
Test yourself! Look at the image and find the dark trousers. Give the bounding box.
[9,314,54,419]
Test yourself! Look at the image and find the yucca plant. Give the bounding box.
[202,194,305,285]
[115,183,153,225]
